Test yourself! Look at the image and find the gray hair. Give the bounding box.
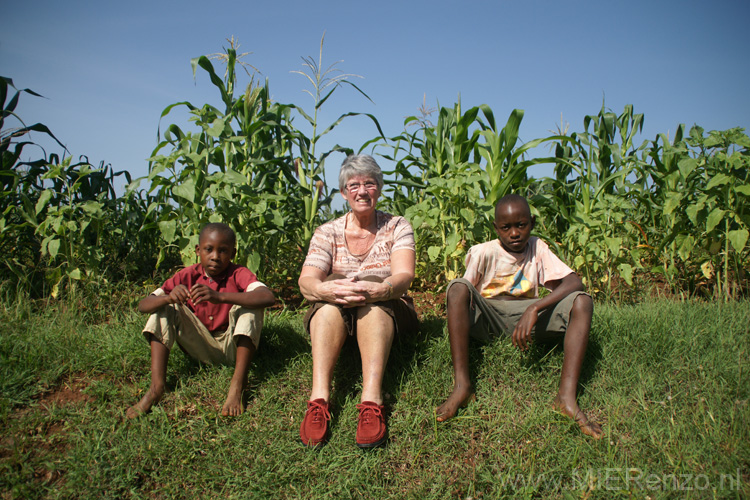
[338,154,384,192]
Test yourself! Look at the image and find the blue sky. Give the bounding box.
[3,0,749,201]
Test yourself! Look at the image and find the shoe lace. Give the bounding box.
[356,403,382,424]
[308,400,331,423]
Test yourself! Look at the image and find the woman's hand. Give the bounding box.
[340,278,393,307]
[315,277,373,307]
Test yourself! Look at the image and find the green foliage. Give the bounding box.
[2,299,748,498]
[136,36,383,287]
[533,104,750,300]
[1,77,62,290]
[140,44,299,277]
[644,125,750,298]
[3,51,750,300]
[1,77,131,296]
[289,32,384,247]
[535,104,648,296]
[379,100,493,284]
[378,101,563,287]
[30,157,127,296]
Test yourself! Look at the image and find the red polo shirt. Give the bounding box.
[156,263,259,333]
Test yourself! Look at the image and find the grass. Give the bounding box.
[1,294,748,499]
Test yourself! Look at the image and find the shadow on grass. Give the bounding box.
[520,332,603,399]
[243,316,310,406]
[384,316,445,401]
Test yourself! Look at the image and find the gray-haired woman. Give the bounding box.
[298,154,418,448]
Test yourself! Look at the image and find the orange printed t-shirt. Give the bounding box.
[462,237,574,299]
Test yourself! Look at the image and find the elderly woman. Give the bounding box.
[298,154,418,448]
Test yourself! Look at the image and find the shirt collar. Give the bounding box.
[198,263,231,284]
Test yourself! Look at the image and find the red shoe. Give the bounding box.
[300,399,331,447]
[355,401,387,448]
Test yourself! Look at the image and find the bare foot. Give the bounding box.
[553,395,603,439]
[221,377,246,417]
[126,387,163,419]
[436,385,476,422]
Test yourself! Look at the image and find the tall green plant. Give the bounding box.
[289,32,384,247]
[378,100,491,284]
[1,77,67,291]
[537,104,649,295]
[477,108,569,207]
[31,157,126,297]
[379,102,560,285]
[138,41,301,279]
[645,126,750,298]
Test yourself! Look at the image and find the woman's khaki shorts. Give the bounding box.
[446,278,589,342]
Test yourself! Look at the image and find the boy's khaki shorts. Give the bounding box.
[142,302,264,365]
[446,278,589,343]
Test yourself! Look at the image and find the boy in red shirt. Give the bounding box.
[126,223,275,418]
[435,195,602,438]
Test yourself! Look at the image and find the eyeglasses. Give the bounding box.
[345,181,379,192]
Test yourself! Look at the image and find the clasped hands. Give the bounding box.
[167,284,219,306]
[317,277,389,307]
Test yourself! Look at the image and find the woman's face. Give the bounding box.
[341,174,380,215]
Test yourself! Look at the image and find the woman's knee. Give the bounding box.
[309,303,345,329]
[355,302,390,321]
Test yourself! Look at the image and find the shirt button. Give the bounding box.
[209,316,214,321]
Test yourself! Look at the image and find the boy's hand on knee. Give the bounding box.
[512,307,538,351]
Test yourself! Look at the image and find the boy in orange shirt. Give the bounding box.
[436,195,602,438]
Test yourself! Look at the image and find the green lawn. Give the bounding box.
[1,296,748,499]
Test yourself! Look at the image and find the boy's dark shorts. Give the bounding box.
[303,275,419,337]
[446,278,590,343]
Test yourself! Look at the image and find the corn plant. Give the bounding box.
[289,32,384,247]
[644,126,750,298]
[637,124,693,291]
[378,101,560,286]
[377,100,491,284]
[537,104,649,296]
[477,108,569,207]
[1,77,66,290]
[137,42,305,280]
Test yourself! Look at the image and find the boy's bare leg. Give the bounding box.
[222,336,255,416]
[436,282,476,421]
[126,334,169,418]
[553,294,603,439]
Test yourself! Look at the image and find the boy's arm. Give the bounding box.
[512,272,584,351]
[138,285,191,314]
[189,283,276,309]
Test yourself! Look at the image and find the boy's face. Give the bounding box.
[195,230,235,277]
[494,201,535,254]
